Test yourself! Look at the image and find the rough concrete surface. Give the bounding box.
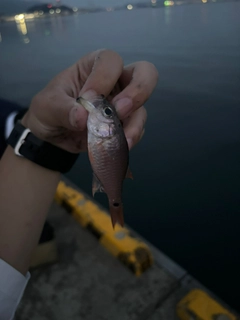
[15,203,178,320]
[15,202,239,320]
[148,275,240,320]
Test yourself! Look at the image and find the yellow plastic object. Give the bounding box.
[55,181,153,276]
[177,289,237,320]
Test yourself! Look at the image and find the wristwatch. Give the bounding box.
[7,122,79,173]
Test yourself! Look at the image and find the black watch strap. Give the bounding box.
[7,122,79,173]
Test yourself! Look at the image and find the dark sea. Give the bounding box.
[0,1,240,311]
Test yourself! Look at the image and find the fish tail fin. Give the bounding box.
[109,203,124,228]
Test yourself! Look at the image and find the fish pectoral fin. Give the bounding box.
[125,167,133,180]
[92,174,104,197]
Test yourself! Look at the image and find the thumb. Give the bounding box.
[47,93,88,131]
[68,90,98,130]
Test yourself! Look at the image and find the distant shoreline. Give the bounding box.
[0,0,239,23]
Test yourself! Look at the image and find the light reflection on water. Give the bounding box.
[0,2,240,311]
[164,6,172,25]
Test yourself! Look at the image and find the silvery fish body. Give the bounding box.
[78,96,130,227]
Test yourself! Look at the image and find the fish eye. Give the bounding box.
[104,107,112,116]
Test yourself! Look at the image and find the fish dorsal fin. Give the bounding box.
[92,173,105,197]
[125,167,133,180]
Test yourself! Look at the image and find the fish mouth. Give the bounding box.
[76,97,95,113]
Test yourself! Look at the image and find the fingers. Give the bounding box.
[112,61,158,119]
[123,106,147,150]
[79,49,123,98]
[31,89,88,132]
[45,49,124,132]
[72,49,123,130]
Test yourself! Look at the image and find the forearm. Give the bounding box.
[0,146,60,275]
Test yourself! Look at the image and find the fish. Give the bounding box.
[77,95,132,228]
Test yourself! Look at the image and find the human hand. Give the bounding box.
[22,49,158,153]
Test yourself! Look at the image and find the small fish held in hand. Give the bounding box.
[77,95,132,228]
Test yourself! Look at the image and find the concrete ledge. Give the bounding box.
[15,178,240,320]
[55,179,153,276]
[16,202,177,320]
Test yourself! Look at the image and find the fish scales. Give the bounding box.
[89,134,128,198]
[77,95,131,228]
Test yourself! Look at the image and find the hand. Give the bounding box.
[22,49,158,153]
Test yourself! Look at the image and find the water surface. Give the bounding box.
[0,2,240,311]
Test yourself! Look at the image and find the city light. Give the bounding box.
[127,4,133,10]
[26,14,35,19]
[15,14,25,22]
[16,18,28,35]
[15,13,35,23]
[0,0,215,25]
[164,0,174,5]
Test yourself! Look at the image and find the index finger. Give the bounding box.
[48,49,124,131]
[79,49,124,99]
[112,61,158,119]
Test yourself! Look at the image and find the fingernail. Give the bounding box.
[80,89,97,101]
[69,107,78,128]
[114,98,133,115]
[127,138,133,150]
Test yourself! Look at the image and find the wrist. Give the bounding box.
[21,111,43,140]
[20,112,30,129]
[7,122,79,173]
